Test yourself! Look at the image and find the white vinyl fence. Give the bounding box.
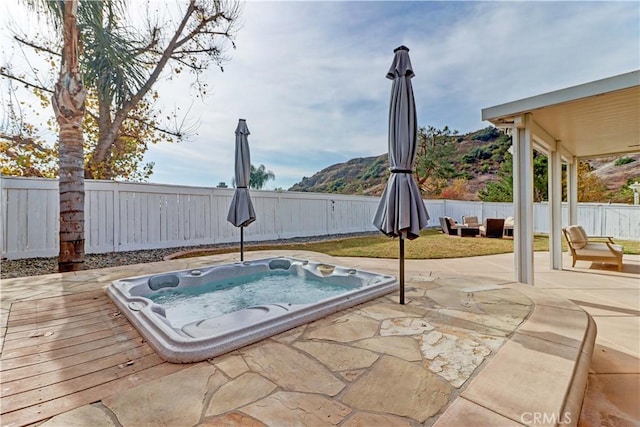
[2,176,639,260]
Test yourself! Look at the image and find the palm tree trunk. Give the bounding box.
[53,0,87,272]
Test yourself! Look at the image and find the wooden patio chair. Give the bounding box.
[562,225,623,271]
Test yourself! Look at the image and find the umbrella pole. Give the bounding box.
[399,238,405,305]
[240,226,244,261]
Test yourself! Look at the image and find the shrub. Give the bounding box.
[614,157,636,166]
[462,146,493,163]
[469,126,501,141]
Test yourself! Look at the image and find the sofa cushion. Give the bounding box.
[577,242,624,257]
[566,225,588,249]
[462,216,479,226]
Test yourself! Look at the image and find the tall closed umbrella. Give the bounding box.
[373,46,430,305]
[227,118,256,261]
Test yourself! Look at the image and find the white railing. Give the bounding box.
[2,176,639,260]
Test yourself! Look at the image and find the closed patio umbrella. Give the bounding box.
[373,46,430,304]
[227,118,256,261]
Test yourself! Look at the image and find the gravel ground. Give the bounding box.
[1,232,378,280]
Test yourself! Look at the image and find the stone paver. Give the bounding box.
[213,353,250,378]
[292,341,379,371]
[241,341,345,396]
[205,373,277,417]
[39,404,117,427]
[421,330,492,388]
[2,250,626,427]
[102,363,215,426]
[198,412,265,427]
[461,332,581,424]
[379,317,435,336]
[341,355,451,422]
[307,313,379,342]
[433,397,523,427]
[353,336,422,361]
[342,411,413,427]
[241,391,351,426]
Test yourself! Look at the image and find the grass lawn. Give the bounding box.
[178,228,640,259]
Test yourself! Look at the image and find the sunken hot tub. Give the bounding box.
[106,257,397,363]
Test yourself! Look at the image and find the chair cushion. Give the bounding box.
[566,225,588,249]
[504,216,514,227]
[463,216,480,226]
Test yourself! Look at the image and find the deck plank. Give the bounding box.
[0,291,189,427]
[1,327,145,382]
[1,345,156,397]
[6,305,117,332]
[2,351,166,412]
[2,316,131,349]
[9,291,106,311]
[1,320,136,356]
[8,295,106,314]
[6,300,116,326]
[0,358,186,427]
[2,331,142,372]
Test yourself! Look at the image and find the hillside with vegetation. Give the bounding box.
[288,126,640,203]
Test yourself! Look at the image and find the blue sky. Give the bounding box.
[2,1,639,190]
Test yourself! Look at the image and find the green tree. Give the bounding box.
[481,154,616,203]
[479,151,549,202]
[615,177,640,204]
[0,84,58,177]
[1,86,156,181]
[2,0,241,180]
[249,164,276,190]
[478,152,514,202]
[574,161,610,202]
[414,125,458,197]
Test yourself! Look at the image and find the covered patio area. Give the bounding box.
[482,70,640,285]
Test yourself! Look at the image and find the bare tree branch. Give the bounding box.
[0,68,53,93]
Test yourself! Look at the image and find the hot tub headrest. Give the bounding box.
[268,259,292,270]
[148,274,180,290]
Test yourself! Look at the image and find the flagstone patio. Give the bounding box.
[1,250,636,426]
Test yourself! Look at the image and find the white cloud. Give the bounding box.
[3,1,639,190]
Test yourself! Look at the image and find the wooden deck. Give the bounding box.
[0,290,187,427]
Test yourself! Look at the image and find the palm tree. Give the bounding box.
[30,0,114,271]
[46,0,88,272]
[250,164,276,190]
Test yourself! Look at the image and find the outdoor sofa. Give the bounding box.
[462,216,481,227]
[440,216,479,237]
[562,225,624,272]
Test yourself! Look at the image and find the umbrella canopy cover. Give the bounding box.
[373,46,429,240]
[227,119,256,227]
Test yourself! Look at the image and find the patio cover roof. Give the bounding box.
[482,70,640,159]
[480,70,639,285]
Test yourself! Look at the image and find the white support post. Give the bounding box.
[567,157,578,226]
[512,114,535,285]
[549,142,563,270]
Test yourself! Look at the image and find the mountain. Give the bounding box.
[289,155,388,196]
[288,128,640,200]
